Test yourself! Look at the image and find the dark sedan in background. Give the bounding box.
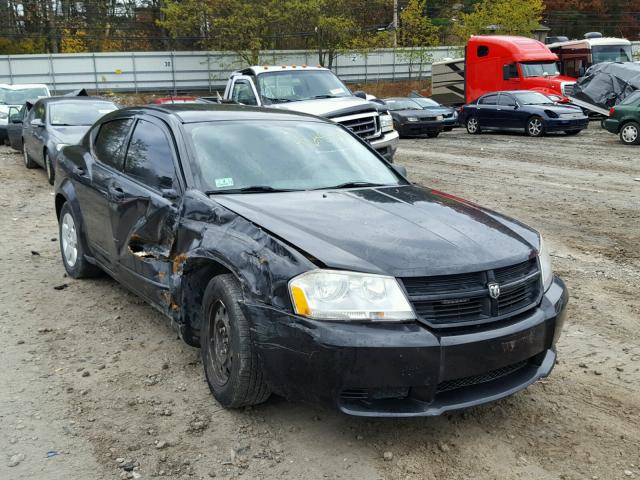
[408,94,458,131]
[22,96,117,184]
[53,104,567,417]
[459,91,588,137]
[383,98,445,138]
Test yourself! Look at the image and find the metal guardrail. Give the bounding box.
[0,47,463,94]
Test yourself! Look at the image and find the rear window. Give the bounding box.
[94,118,133,170]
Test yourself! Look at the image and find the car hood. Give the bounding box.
[272,96,378,118]
[424,106,455,115]
[49,125,91,145]
[392,109,441,120]
[526,103,585,115]
[213,185,539,277]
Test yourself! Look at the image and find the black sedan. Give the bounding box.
[408,95,458,131]
[383,98,445,138]
[54,104,567,417]
[459,90,588,137]
[22,96,118,184]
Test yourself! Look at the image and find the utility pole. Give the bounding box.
[393,0,398,47]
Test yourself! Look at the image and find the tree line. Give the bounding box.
[2,0,631,61]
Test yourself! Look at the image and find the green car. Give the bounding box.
[603,91,640,145]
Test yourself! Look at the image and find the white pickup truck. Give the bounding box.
[223,66,399,161]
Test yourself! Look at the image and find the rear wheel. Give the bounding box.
[201,274,270,409]
[619,121,640,145]
[23,147,37,169]
[58,202,100,278]
[526,116,545,137]
[466,116,480,134]
[564,130,581,136]
[45,151,54,185]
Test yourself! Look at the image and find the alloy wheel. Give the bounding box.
[528,118,543,136]
[61,212,78,267]
[209,301,232,386]
[621,124,638,144]
[467,117,478,133]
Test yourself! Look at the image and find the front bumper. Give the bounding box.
[546,117,589,132]
[369,130,399,161]
[602,118,620,134]
[396,121,444,137]
[244,277,568,417]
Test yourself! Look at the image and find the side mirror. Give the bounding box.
[353,90,367,100]
[161,188,179,201]
[31,119,43,127]
[513,103,519,110]
[392,164,408,177]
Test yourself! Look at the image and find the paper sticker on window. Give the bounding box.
[330,88,344,95]
[215,177,234,188]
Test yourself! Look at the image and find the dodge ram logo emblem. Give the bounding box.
[488,282,501,299]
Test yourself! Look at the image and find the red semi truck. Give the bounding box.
[431,35,577,105]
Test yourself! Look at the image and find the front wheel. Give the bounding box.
[466,116,480,134]
[23,147,37,169]
[564,130,581,136]
[45,151,55,185]
[201,274,271,409]
[526,116,545,137]
[619,121,640,145]
[58,202,100,278]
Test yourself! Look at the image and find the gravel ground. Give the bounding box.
[1,126,639,480]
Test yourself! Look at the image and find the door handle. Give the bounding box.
[73,166,86,177]
[109,185,125,200]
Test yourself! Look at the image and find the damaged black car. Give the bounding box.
[54,104,568,417]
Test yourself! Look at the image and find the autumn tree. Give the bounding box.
[397,0,440,79]
[454,0,545,39]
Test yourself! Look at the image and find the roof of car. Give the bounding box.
[122,104,330,124]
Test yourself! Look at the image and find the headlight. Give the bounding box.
[56,143,69,152]
[538,236,554,291]
[289,269,416,321]
[407,117,419,122]
[380,113,394,133]
[436,115,443,121]
[0,112,8,119]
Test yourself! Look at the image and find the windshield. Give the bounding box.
[188,121,402,193]
[514,92,554,105]
[592,44,633,63]
[384,99,423,111]
[520,62,560,78]
[257,70,351,103]
[0,87,48,105]
[49,101,118,126]
[411,97,441,108]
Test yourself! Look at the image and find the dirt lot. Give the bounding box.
[1,126,639,480]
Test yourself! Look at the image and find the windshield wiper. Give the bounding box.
[309,94,340,99]
[207,185,300,195]
[263,97,292,104]
[316,181,387,190]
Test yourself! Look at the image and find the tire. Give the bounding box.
[426,131,440,138]
[619,121,640,145]
[23,146,37,169]
[201,274,270,409]
[58,202,100,278]
[564,130,581,136]
[526,116,545,137]
[466,116,480,134]
[45,150,54,185]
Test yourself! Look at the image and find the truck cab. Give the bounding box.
[432,36,576,105]
[223,66,399,161]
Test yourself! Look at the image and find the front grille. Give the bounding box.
[401,258,541,328]
[335,112,380,139]
[562,83,575,96]
[436,360,528,393]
